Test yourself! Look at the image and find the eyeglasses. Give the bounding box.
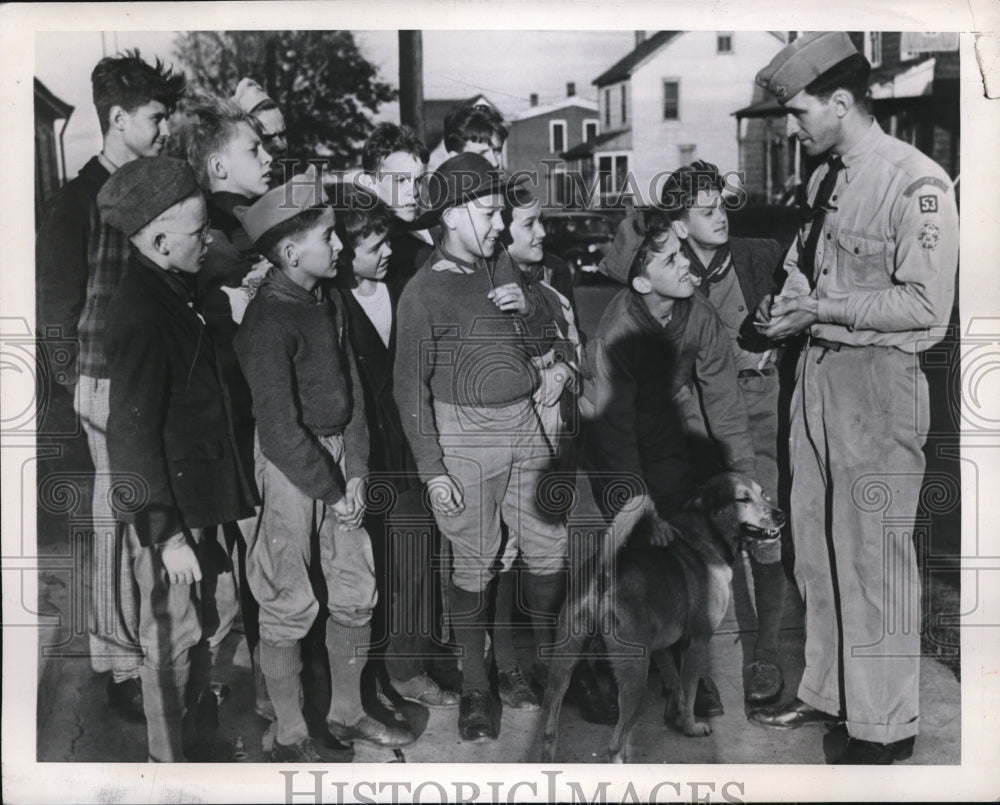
[164,224,212,242]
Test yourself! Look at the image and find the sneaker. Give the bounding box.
[458,689,498,742]
[106,676,145,723]
[393,673,460,708]
[746,660,784,705]
[270,736,323,763]
[327,713,415,749]
[498,665,540,710]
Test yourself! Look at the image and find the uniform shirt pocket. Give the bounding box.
[836,230,888,290]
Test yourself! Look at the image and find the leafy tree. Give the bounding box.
[173,30,397,169]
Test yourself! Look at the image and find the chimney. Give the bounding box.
[567,82,576,98]
[635,31,646,47]
[529,93,538,107]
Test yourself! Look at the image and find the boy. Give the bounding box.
[394,153,565,741]
[333,186,460,710]
[660,160,790,706]
[234,169,415,761]
[99,156,256,761]
[36,49,185,722]
[428,101,508,170]
[232,77,289,187]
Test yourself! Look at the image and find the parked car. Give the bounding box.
[541,210,624,284]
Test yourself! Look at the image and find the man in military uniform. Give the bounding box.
[751,32,958,764]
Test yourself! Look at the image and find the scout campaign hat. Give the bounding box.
[755,31,858,103]
[97,156,199,236]
[240,164,327,244]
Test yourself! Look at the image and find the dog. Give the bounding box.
[538,472,785,763]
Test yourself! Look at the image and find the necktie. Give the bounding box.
[799,155,843,284]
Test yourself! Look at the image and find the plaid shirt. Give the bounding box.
[36,155,132,384]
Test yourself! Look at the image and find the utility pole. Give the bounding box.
[398,31,424,142]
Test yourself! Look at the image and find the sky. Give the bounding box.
[35,29,638,179]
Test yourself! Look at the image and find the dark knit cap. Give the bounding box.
[96,156,199,236]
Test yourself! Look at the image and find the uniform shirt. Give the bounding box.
[779,119,958,352]
[707,268,762,373]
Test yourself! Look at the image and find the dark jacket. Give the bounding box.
[234,268,369,505]
[726,236,786,353]
[339,273,419,493]
[105,252,256,547]
[583,288,755,512]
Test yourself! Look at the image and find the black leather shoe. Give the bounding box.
[746,660,784,705]
[694,677,724,718]
[750,698,843,730]
[106,676,145,723]
[835,736,915,765]
[327,713,415,749]
[458,689,498,742]
[567,662,619,725]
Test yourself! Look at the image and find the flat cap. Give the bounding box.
[231,77,273,114]
[419,152,504,222]
[240,163,327,244]
[96,156,199,237]
[755,31,858,103]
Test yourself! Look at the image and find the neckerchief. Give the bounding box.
[681,240,732,296]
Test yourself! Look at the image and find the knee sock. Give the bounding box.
[259,642,308,746]
[750,555,788,662]
[492,572,518,672]
[325,621,369,727]
[449,582,489,694]
[524,570,566,672]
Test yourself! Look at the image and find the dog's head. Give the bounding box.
[687,472,785,555]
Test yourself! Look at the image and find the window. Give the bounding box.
[596,152,630,201]
[549,120,566,154]
[865,32,882,68]
[604,89,611,126]
[717,33,733,54]
[663,80,679,120]
[584,119,598,142]
[620,85,627,124]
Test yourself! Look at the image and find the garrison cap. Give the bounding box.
[231,77,274,114]
[420,152,504,222]
[755,31,858,103]
[599,208,673,285]
[96,156,199,237]
[240,164,327,244]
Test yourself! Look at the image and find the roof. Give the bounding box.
[561,127,631,160]
[512,98,598,123]
[421,94,494,148]
[34,78,73,122]
[593,31,682,87]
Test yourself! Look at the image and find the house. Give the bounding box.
[562,30,787,207]
[422,93,500,169]
[505,85,599,207]
[34,78,73,223]
[734,32,960,202]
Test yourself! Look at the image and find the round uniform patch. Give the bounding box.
[918,222,941,251]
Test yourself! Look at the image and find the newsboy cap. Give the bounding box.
[421,152,504,222]
[240,163,328,244]
[755,31,858,103]
[231,77,274,114]
[96,157,199,237]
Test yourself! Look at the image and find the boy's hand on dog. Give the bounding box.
[487,283,528,314]
[159,537,202,586]
[648,520,682,547]
[534,362,570,407]
[427,474,465,516]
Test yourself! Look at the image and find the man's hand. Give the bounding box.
[426,474,465,516]
[331,477,367,530]
[754,294,818,340]
[648,520,682,547]
[159,537,202,585]
[487,282,528,314]
[754,293,774,325]
[533,361,571,408]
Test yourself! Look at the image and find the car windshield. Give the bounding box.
[550,216,612,237]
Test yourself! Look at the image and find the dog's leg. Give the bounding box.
[606,656,649,763]
[651,647,681,727]
[538,595,595,762]
[677,640,712,737]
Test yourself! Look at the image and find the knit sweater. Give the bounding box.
[234,268,368,504]
[393,245,551,482]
